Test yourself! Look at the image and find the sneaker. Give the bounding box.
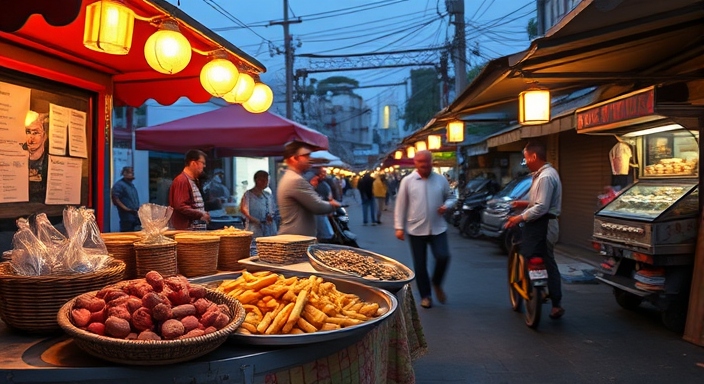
[363,222,368,226]
[376,221,382,224]
[420,297,432,308]
[433,285,447,304]
[371,222,377,226]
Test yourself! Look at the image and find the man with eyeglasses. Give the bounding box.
[169,149,211,230]
[277,141,341,237]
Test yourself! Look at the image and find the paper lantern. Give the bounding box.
[427,134,442,150]
[242,83,274,113]
[144,20,192,75]
[222,73,255,104]
[519,88,550,125]
[406,147,416,159]
[394,150,403,160]
[447,120,464,143]
[200,57,239,97]
[415,140,427,152]
[83,0,134,55]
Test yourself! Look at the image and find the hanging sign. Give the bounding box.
[576,87,656,133]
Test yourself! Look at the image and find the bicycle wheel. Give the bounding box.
[524,283,543,329]
[507,245,523,312]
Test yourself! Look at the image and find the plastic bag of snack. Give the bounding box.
[35,213,68,268]
[138,203,174,244]
[62,207,110,273]
[10,218,51,275]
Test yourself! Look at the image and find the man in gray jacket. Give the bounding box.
[277,141,340,237]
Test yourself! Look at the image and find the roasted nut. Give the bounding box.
[87,322,105,336]
[145,271,164,292]
[161,319,185,340]
[131,307,154,332]
[172,304,196,319]
[71,308,91,327]
[152,303,173,322]
[137,330,161,340]
[105,316,131,339]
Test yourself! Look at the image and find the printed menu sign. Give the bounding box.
[68,109,88,158]
[0,82,31,150]
[49,103,69,155]
[45,155,82,205]
[0,152,29,203]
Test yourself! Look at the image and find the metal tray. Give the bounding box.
[306,244,415,292]
[189,271,397,346]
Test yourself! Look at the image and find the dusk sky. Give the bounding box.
[166,0,536,121]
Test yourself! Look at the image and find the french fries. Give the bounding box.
[217,271,387,335]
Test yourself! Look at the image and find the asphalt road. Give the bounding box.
[343,195,704,384]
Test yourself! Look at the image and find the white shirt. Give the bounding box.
[394,170,455,236]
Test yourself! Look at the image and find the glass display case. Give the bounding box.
[598,180,699,221]
[641,129,699,178]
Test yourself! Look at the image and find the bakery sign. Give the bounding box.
[576,87,656,133]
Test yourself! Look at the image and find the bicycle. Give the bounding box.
[507,241,550,328]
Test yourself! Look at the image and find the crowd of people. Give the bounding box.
[109,140,563,317]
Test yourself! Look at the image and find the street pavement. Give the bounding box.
[341,193,704,384]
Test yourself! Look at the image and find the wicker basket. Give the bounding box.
[256,235,317,265]
[134,240,178,277]
[57,286,245,365]
[217,231,253,271]
[174,233,220,277]
[101,232,142,279]
[0,259,125,333]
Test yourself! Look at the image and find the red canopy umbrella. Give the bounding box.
[135,104,328,157]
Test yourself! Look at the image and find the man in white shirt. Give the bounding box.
[394,150,456,308]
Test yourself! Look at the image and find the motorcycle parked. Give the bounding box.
[326,205,359,248]
[457,178,500,238]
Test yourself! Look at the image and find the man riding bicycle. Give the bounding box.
[505,140,564,320]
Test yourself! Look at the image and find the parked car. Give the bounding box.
[480,174,533,253]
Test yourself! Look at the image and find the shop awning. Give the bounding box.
[135,104,328,157]
[435,0,704,125]
[0,0,266,107]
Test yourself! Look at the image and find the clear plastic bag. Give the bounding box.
[10,218,51,275]
[61,207,110,273]
[35,213,68,271]
[138,203,174,244]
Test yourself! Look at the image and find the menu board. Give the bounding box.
[0,70,93,220]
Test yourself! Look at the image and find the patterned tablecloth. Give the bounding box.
[265,284,427,383]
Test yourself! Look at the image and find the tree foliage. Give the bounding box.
[403,68,440,131]
[527,18,538,40]
[315,76,360,96]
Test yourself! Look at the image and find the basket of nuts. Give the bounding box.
[56,271,245,365]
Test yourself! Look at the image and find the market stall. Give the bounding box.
[577,87,701,332]
[0,284,425,384]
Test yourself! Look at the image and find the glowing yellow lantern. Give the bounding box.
[200,56,239,97]
[427,134,442,150]
[406,146,416,159]
[242,83,274,113]
[394,150,403,160]
[83,0,135,55]
[222,73,255,104]
[415,140,427,152]
[447,120,464,143]
[144,20,192,75]
[519,88,551,125]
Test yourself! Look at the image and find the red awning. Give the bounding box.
[0,0,266,107]
[135,104,329,157]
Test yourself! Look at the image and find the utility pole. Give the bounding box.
[446,0,466,100]
[270,0,301,119]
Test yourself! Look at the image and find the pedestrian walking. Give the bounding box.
[358,173,376,225]
[394,150,456,308]
[373,174,387,224]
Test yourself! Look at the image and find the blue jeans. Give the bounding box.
[408,232,451,299]
[361,197,376,224]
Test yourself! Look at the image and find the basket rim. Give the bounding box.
[0,259,125,280]
[57,285,245,361]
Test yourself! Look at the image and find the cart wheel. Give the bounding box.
[613,288,643,310]
[661,299,688,334]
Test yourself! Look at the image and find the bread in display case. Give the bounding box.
[597,181,698,221]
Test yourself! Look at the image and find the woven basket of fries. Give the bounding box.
[134,240,177,277]
[174,233,220,277]
[255,235,316,265]
[100,232,142,279]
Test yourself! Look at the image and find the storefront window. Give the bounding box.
[642,129,698,177]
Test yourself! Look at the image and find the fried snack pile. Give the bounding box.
[217,271,387,335]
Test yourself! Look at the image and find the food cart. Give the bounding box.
[590,126,699,332]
